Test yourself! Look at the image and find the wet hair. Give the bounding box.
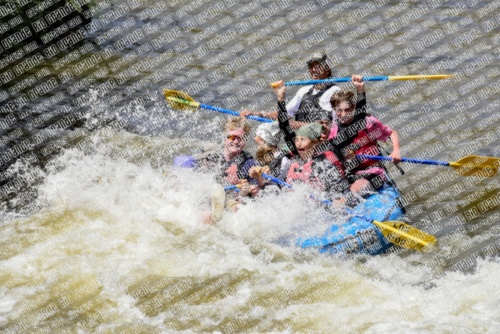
[224,117,251,134]
[330,91,356,109]
[256,144,277,165]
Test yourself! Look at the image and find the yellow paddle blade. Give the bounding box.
[450,155,499,177]
[373,220,437,252]
[163,89,199,111]
[210,184,226,224]
[389,74,453,81]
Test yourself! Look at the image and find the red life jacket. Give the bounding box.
[287,150,345,188]
[332,117,381,172]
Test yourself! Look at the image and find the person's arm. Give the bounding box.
[244,159,260,186]
[389,130,401,163]
[276,86,299,156]
[285,89,302,119]
[248,166,268,187]
[352,75,367,116]
[366,116,401,164]
[355,92,366,114]
[237,159,261,197]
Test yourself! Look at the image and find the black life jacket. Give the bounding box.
[196,150,255,182]
[332,113,368,157]
[295,82,336,122]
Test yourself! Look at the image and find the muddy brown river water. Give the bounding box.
[0,0,499,332]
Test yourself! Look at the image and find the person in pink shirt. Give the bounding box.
[328,78,401,194]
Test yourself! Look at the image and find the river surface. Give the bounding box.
[0,0,499,332]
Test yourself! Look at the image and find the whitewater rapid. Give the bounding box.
[0,129,499,333]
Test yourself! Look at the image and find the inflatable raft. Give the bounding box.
[173,155,404,255]
[297,184,404,255]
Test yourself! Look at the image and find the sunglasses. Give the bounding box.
[226,134,245,141]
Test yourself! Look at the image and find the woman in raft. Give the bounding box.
[267,81,357,205]
[328,78,402,194]
[246,121,294,184]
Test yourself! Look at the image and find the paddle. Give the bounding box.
[164,89,273,123]
[210,184,225,224]
[357,154,499,177]
[371,220,436,251]
[224,185,240,191]
[271,74,453,88]
[258,173,436,251]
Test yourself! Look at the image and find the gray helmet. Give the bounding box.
[306,51,327,66]
[295,123,323,140]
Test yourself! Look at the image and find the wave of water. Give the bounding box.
[0,129,499,332]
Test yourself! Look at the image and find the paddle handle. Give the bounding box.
[199,103,273,123]
[309,194,333,206]
[357,154,450,166]
[225,174,291,191]
[271,74,452,88]
[261,173,293,189]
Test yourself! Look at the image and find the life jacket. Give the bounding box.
[287,150,345,189]
[268,151,292,180]
[223,151,256,184]
[197,150,257,185]
[330,114,382,173]
[295,82,336,122]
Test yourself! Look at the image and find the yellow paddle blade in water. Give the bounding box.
[163,89,199,111]
[210,184,226,224]
[450,155,500,177]
[373,220,437,252]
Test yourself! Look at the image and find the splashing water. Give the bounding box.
[0,129,499,333]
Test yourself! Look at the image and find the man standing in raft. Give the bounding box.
[284,51,341,128]
[242,51,341,128]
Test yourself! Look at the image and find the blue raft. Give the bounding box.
[297,184,404,255]
[173,156,404,255]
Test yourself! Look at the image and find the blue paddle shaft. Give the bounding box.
[357,154,450,166]
[284,76,389,87]
[224,185,239,191]
[199,103,273,123]
[261,173,293,188]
